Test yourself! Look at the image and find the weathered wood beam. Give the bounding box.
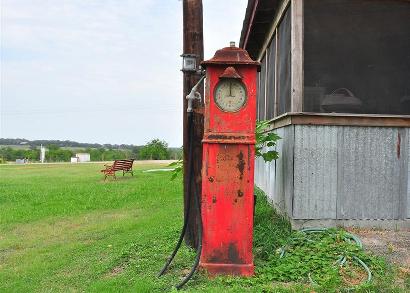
[183,0,203,249]
[291,0,303,112]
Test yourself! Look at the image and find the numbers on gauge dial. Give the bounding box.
[214,80,247,112]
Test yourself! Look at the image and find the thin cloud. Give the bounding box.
[1,0,247,146]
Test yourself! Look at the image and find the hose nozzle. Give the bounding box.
[186,75,205,113]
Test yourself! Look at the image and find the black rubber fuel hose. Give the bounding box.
[175,162,203,290]
[158,112,195,277]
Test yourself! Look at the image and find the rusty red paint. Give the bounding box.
[219,66,242,79]
[203,133,255,144]
[200,45,258,277]
[201,46,260,70]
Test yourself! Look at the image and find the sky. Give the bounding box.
[0,0,248,147]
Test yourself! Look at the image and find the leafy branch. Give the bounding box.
[168,159,183,181]
[255,120,281,162]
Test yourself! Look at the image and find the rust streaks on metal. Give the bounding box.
[236,151,245,180]
[207,134,246,140]
[228,243,244,264]
[203,133,256,145]
[201,46,260,70]
[206,243,245,265]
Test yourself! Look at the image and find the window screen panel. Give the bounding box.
[258,54,267,120]
[277,8,291,115]
[304,0,410,114]
[256,72,260,119]
[266,36,277,119]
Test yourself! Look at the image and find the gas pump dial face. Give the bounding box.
[214,79,247,112]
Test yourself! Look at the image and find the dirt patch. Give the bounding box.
[104,264,126,278]
[340,262,368,286]
[346,228,410,269]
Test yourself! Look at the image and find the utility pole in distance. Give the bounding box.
[183,0,203,248]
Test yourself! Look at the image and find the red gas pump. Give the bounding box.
[159,42,259,288]
[200,42,260,276]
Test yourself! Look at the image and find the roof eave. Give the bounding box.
[239,0,259,49]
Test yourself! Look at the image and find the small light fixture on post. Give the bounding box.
[181,53,198,73]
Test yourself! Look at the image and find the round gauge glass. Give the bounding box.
[214,79,247,112]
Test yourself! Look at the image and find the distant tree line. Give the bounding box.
[0,138,138,150]
[0,147,40,162]
[0,138,182,163]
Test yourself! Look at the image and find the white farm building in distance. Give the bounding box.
[71,153,90,163]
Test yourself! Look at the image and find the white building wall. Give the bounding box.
[75,153,90,162]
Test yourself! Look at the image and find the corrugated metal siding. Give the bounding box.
[255,156,261,187]
[400,128,409,219]
[337,127,407,219]
[259,150,267,192]
[271,128,284,208]
[407,128,410,218]
[262,147,275,202]
[273,126,294,215]
[284,126,295,216]
[255,147,276,204]
[293,126,338,219]
[255,150,267,191]
[267,156,276,206]
[254,126,294,214]
[264,151,271,200]
[255,125,410,221]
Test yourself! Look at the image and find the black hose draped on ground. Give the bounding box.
[158,112,203,290]
[175,163,202,290]
[157,113,194,277]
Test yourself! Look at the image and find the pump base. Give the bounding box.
[199,262,254,276]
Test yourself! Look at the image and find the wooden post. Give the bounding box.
[183,0,204,248]
[291,0,303,112]
[274,30,279,117]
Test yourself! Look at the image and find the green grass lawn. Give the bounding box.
[0,163,193,292]
[0,163,407,292]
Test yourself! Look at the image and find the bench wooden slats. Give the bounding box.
[101,159,135,180]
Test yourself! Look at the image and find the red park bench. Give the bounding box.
[101,159,135,180]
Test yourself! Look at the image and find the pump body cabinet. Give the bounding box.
[200,45,260,276]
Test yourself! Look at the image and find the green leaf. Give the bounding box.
[255,120,281,163]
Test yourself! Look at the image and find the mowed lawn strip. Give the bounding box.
[0,163,195,292]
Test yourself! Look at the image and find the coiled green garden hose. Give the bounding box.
[279,227,372,288]
[299,227,363,248]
